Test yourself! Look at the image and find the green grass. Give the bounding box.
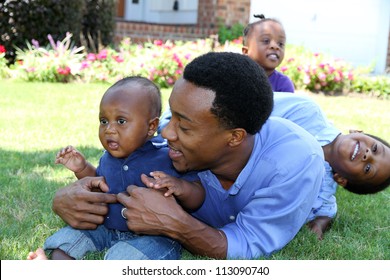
[0,81,389,260]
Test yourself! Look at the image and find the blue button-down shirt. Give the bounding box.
[192,117,324,259]
[272,92,341,220]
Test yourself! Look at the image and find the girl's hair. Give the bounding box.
[243,14,283,46]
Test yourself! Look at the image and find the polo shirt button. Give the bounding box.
[229,215,235,221]
[123,165,129,171]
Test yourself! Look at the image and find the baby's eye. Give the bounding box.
[372,143,378,153]
[278,42,285,48]
[117,119,127,125]
[364,164,371,174]
[100,119,108,125]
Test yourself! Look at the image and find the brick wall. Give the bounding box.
[114,0,250,44]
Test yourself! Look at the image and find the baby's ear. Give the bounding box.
[148,117,159,136]
[242,46,249,55]
[333,173,348,187]
[349,129,363,134]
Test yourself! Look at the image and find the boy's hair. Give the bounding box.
[183,52,273,134]
[108,76,162,118]
[243,14,284,46]
[344,134,390,194]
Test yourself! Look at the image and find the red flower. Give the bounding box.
[0,45,6,54]
[57,66,71,75]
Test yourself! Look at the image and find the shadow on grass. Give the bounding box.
[0,146,103,259]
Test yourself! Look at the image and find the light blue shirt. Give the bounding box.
[272,92,341,220]
[192,117,324,259]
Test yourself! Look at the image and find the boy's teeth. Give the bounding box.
[351,142,359,160]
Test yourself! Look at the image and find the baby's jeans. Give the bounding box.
[43,225,181,260]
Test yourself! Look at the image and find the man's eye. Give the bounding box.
[179,125,189,132]
[364,164,371,174]
[118,119,127,125]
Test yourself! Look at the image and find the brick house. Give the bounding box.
[115,0,250,43]
[115,0,389,73]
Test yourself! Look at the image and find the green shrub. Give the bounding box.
[217,20,244,44]
[351,75,390,98]
[0,0,115,64]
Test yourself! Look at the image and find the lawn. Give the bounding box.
[0,81,389,260]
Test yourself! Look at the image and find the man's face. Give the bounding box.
[332,132,390,187]
[161,78,232,173]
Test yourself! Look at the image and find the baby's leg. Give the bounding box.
[27,248,48,260]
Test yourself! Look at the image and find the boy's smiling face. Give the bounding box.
[331,132,390,188]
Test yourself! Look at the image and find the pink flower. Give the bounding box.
[57,66,71,75]
[0,45,6,54]
[97,49,108,60]
[113,54,124,63]
[154,40,163,46]
[81,61,90,69]
[287,57,295,63]
[280,66,288,72]
[87,53,97,61]
[318,73,327,81]
[303,75,311,85]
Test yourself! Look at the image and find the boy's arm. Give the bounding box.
[141,172,205,211]
[74,162,97,179]
[55,145,97,179]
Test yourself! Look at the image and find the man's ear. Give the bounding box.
[228,128,247,147]
[333,173,348,187]
[242,46,248,55]
[148,117,159,137]
[349,129,363,134]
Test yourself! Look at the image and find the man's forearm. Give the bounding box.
[167,211,227,259]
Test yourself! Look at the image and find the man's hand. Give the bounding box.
[117,185,186,237]
[52,176,117,229]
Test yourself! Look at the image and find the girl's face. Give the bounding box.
[98,85,157,159]
[332,132,390,188]
[242,21,286,76]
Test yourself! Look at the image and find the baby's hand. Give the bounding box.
[55,145,87,173]
[141,171,184,197]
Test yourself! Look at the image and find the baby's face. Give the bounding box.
[243,21,286,75]
[98,86,155,158]
[332,132,390,187]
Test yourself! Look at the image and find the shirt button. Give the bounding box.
[229,215,235,221]
[123,165,129,171]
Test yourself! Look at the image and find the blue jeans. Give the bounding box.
[43,225,181,260]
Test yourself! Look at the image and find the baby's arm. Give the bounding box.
[55,145,96,179]
[141,172,205,211]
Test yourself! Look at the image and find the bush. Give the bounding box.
[0,0,115,64]
[217,20,244,44]
[279,45,354,94]
[351,75,390,98]
[81,0,116,52]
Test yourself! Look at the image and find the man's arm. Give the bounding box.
[117,186,227,259]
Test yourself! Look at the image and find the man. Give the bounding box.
[52,52,324,259]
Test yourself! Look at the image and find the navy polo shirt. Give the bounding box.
[96,137,199,231]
